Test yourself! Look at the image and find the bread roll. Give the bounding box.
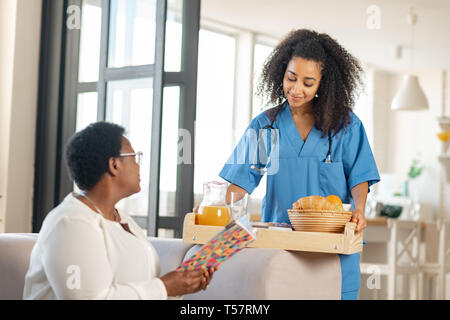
[324,200,339,211]
[310,196,327,210]
[296,196,325,210]
[292,195,342,211]
[292,199,302,209]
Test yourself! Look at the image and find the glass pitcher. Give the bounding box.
[196,181,231,226]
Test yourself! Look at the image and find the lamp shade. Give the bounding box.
[391,75,429,111]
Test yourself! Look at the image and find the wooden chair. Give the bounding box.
[361,219,421,300]
[418,220,450,299]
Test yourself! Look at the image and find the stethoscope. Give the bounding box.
[250,109,333,173]
[324,133,332,163]
[250,122,279,173]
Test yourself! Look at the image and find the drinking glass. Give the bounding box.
[230,192,248,223]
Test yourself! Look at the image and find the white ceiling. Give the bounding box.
[201,0,450,73]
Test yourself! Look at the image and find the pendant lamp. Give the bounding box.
[391,75,429,110]
[391,8,429,111]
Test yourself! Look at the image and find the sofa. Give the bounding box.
[0,233,343,300]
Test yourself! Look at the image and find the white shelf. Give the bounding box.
[439,154,450,160]
[438,117,450,124]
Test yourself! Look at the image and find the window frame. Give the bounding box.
[33,0,200,238]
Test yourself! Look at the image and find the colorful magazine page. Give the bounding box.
[176,220,256,271]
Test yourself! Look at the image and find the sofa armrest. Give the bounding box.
[0,233,38,300]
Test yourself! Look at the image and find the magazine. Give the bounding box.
[176,219,256,271]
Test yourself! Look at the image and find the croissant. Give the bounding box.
[292,195,340,211]
[292,199,302,210]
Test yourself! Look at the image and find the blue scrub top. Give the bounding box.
[219,102,380,293]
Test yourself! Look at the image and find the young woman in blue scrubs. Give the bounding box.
[219,29,380,300]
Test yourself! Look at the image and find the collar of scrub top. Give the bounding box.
[251,104,333,173]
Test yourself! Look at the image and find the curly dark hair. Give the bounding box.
[65,121,125,191]
[257,29,364,136]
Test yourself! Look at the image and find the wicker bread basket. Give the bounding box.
[287,209,353,233]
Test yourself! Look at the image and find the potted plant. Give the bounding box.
[402,158,424,200]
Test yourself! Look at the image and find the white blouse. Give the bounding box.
[23,193,168,300]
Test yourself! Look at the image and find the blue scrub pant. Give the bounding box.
[341,289,359,300]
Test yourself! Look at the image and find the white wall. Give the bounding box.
[0,0,17,233]
[371,68,449,221]
[0,0,42,233]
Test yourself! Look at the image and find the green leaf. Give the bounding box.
[408,159,424,179]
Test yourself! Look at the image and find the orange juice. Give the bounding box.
[196,206,231,226]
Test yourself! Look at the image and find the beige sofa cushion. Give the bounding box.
[0,233,38,300]
[183,245,342,300]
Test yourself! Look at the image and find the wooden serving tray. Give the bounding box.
[182,213,363,255]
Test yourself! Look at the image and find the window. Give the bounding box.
[36,1,284,235]
[159,86,181,217]
[76,92,98,132]
[193,29,236,206]
[106,78,154,217]
[250,42,274,204]
[78,0,102,83]
[191,28,277,214]
[252,43,274,118]
[108,0,156,68]
[34,0,201,238]
[165,0,183,71]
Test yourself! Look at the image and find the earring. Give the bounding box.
[315,94,319,98]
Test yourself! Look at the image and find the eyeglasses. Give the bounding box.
[119,151,143,166]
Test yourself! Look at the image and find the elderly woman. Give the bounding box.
[24,121,214,299]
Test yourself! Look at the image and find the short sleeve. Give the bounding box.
[342,118,380,192]
[219,116,269,194]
